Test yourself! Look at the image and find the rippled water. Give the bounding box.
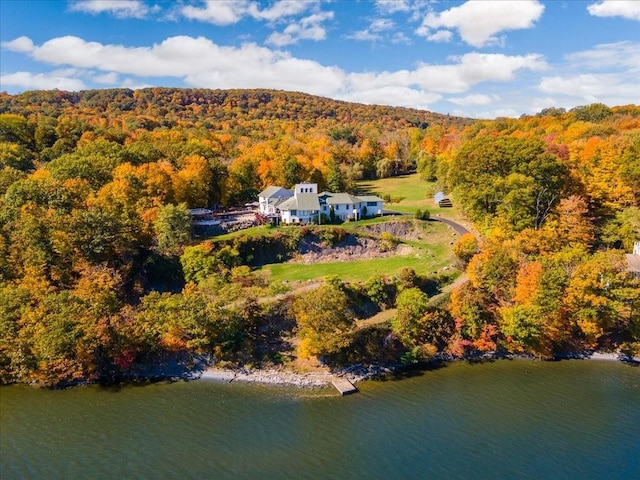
[2,360,639,480]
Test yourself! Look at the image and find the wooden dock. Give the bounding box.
[331,376,358,395]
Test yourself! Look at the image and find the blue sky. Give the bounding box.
[1,0,638,118]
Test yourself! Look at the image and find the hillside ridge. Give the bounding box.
[0,87,473,128]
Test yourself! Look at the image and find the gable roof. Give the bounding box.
[279,193,320,212]
[434,191,450,203]
[356,195,384,203]
[258,186,293,199]
[326,193,362,205]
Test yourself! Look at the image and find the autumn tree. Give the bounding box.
[452,233,478,264]
[290,282,354,358]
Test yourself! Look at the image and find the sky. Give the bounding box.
[0,0,638,119]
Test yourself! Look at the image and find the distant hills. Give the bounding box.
[0,87,474,130]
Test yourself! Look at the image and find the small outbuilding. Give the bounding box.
[434,192,453,208]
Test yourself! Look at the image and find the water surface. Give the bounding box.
[2,360,639,479]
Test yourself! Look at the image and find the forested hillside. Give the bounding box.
[0,88,638,386]
[436,104,640,358]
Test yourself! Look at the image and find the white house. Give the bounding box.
[278,183,322,223]
[259,183,384,224]
[353,195,384,219]
[258,186,293,216]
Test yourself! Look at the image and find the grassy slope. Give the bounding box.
[356,173,466,219]
[264,239,451,283]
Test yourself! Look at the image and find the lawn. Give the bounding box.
[357,173,466,220]
[261,220,456,283]
[209,225,272,241]
[263,251,451,283]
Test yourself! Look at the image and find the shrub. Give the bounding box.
[414,209,430,220]
[452,233,478,264]
[379,231,396,251]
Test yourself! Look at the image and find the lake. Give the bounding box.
[1,360,639,479]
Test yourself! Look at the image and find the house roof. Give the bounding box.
[267,196,292,208]
[626,254,640,274]
[279,193,321,212]
[258,186,293,199]
[434,191,448,203]
[326,193,362,205]
[189,208,213,216]
[356,195,384,203]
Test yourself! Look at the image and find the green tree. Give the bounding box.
[392,287,430,346]
[0,142,34,171]
[0,113,33,148]
[290,283,354,358]
[571,103,612,122]
[448,136,566,229]
[499,304,545,353]
[180,242,239,283]
[417,152,438,181]
[326,157,345,192]
[154,203,191,255]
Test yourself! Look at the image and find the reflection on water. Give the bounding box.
[1,360,639,480]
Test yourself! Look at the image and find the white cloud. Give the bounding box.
[375,0,411,14]
[248,0,314,21]
[539,73,640,105]
[492,108,520,118]
[565,41,640,69]
[121,78,154,90]
[180,0,317,25]
[93,72,119,84]
[448,94,497,106]
[266,11,333,46]
[1,35,549,109]
[408,52,547,94]
[1,36,35,53]
[68,0,155,19]
[426,30,452,43]
[347,30,381,42]
[181,1,249,25]
[370,18,395,32]
[340,86,441,110]
[416,0,545,47]
[0,71,87,91]
[346,17,398,43]
[391,32,411,44]
[535,41,640,107]
[450,106,519,119]
[587,0,640,21]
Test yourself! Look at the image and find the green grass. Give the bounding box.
[209,225,273,241]
[262,242,452,283]
[357,173,465,219]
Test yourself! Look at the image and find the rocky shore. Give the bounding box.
[199,367,331,387]
[195,350,639,389]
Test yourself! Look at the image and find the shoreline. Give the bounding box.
[198,367,332,387]
[5,350,637,390]
[195,351,639,389]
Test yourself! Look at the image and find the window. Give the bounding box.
[290,210,297,215]
[367,201,377,207]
